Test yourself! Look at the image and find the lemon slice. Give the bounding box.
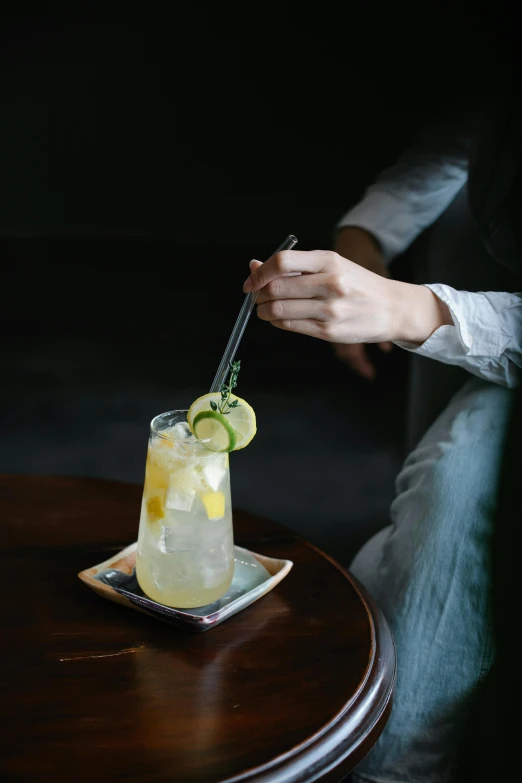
[188,393,257,451]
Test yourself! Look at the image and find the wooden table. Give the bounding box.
[0,476,395,782]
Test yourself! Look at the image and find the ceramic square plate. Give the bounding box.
[78,543,293,632]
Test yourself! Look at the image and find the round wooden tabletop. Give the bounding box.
[0,475,395,782]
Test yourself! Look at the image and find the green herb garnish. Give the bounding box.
[213,360,241,415]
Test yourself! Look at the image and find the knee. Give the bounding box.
[394,381,513,530]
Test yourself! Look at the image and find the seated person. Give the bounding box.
[242,90,522,783]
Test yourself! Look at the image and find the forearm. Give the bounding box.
[336,114,471,262]
[389,281,453,344]
[246,248,521,390]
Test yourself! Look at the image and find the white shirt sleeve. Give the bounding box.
[395,284,522,388]
[336,129,470,261]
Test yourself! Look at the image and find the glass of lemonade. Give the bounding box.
[136,410,234,608]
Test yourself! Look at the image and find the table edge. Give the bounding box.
[1,474,396,782]
[219,548,396,782]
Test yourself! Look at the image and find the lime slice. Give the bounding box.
[188,393,257,451]
[192,410,237,452]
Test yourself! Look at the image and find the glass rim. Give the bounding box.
[150,409,211,444]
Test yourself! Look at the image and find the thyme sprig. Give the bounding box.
[210,360,242,415]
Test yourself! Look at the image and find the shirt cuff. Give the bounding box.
[425,284,504,356]
[394,284,504,359]
[395,324,462,359]
[335,189,420,262]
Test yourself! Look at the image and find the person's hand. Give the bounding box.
[333,227,392,380]
[244,249,451,347]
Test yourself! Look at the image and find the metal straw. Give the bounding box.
[210,234,298,393]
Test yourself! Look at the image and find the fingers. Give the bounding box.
[379,341,393,353]
[334,343,376,381]
[244,250,333,292]
[257,298,326,323]
[271,319,326,339]
[256,273,330,304]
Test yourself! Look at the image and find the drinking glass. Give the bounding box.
[136,410,234,608]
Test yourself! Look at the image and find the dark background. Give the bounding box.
[1,5,515,562]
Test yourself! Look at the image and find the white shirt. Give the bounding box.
[336,130,522,388]
[397,284,522,388]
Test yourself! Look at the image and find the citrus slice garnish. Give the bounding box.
[188,393,257,451]
[192,410,236,452]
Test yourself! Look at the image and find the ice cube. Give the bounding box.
[202,455,227,491]
[170,422,192,441]
[161,523,195,554]
[201,537,233,587]
[166,484,195,512]
[201,564,224,589]
[169,464,203,494]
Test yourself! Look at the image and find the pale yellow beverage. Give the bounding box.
[136,410,234,608]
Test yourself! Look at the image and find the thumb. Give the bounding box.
[249,259,263,271]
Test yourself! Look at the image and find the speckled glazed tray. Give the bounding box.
[78,543,293,632]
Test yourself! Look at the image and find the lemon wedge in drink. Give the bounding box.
[201,491,226,519]
[188,392,257,452]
